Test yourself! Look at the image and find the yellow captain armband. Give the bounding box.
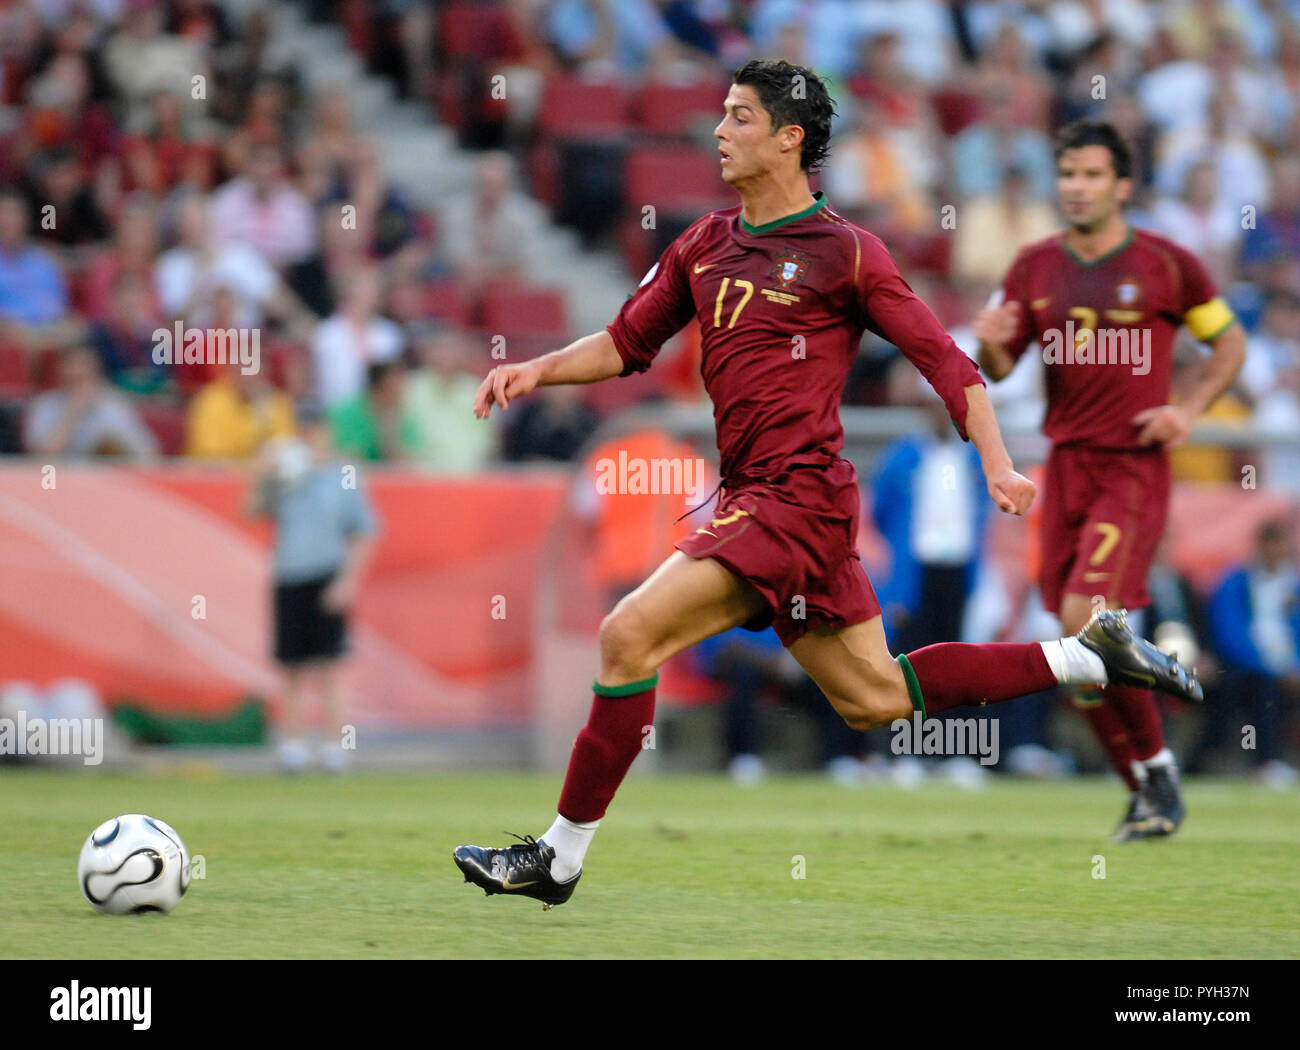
[1184,297,1237,341]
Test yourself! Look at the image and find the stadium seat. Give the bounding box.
[623,146,729,213]
[426,281,473,328]
[538,75,631,139]
[437,1,521,61]
[137,401,187,456]
[0,344,31,398]
[481,285,569,339]
[636,79,728,138]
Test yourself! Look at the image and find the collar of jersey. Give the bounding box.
[738,191,828,235]
[1062,223,1135,268]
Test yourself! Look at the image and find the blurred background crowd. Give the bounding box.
[1,0,1297,782]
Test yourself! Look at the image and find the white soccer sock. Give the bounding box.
[1141,747,1176,770]
[541,814,599,882]
[1039,638,1108,685]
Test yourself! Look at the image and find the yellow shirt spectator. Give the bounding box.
[185,372,295,459]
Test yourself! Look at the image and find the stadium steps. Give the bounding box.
[247,0,630,339]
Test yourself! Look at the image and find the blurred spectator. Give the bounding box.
[247,404,378,774]
[0,187,84,351]
[1149,159,1242,286]
[123,89,217,194]
[1155,88,1271,219]
[330,359,417,463]
[870,380,989,652]
[102,1,205,131]
[82,198,161,322]
[1241,155,1300,275]
[969,20,1051,129]
[543,0,677,78]
[502,383,599,463]
[694,625,873,785]
[439,151,542,297]
[23,146,111,248]
[951,164,1058,290]
[284,207,369,319]
[311,263,403,408]
[950,86,1056,199]
[156,193,305,330]
[210,141,317,269]
[825,97,931,233]
[403,329,499,472]
[89,271,166,394]
[23,344,157,458]
[1200,519,1300,787]
[185,359,296,460]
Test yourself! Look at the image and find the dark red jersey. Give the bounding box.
[607,193,982,482]
[1000,226,1236,450]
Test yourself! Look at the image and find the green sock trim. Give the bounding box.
[593,672,659,697]
[896,654,926,718]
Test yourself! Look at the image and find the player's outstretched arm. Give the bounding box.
[962,383,1036,516]
[473,330,625,419]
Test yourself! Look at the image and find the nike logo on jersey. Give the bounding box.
[694,263,716,274]
[709,509,750,528]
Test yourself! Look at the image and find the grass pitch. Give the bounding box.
[2,768,1297,959]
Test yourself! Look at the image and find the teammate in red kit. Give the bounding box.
[975,121,1245,841]
[455,63,1202,908]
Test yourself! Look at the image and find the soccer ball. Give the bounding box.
[78,814,190,915]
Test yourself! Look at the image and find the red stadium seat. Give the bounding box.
[480,285,569,339]
[0,345,31,398]
[137,401,187,456]
[437,1,522,61]
[538,75,631,139]
[623,146,729,213]
[427,281,473,328]
[636,79,727,138]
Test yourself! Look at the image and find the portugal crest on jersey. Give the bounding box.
[770,250,810,290]
[1116,278,1141,305]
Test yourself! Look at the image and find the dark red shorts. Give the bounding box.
[675,456,881,647]
[1038,443,1171,614]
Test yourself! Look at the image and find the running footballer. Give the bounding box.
[454,62,1202,908]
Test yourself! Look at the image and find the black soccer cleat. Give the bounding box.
[1110,789,1155,842]
[453,833,581,910]
[1128,764,1186,839]
[1076,609,1203,703]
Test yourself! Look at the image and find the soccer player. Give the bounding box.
[974,120,1245,840]
[455,63,1201,907]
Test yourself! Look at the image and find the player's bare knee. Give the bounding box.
[598,601,656,680]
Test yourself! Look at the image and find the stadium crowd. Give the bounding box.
[1,0,1297,778]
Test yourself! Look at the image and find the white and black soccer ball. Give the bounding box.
[78,814,190,915]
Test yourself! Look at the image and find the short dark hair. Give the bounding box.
[731,59,836,173]
[1053,120,1133,180]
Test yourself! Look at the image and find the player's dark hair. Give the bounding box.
[1053,120,1133,179]
[731,59,836,173]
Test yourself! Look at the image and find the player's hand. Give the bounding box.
[474,360,543,418]
[972,301,1021,350]
[987,468,1035,516]
[1132,404,1193,448]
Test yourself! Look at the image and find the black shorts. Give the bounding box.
[274,572,347,666]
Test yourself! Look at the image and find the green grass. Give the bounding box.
[2,769,1298,959]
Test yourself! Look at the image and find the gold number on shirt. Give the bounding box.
[1090,522,1121,566]
[1069,306,1098,352]
[713,277,754,329]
